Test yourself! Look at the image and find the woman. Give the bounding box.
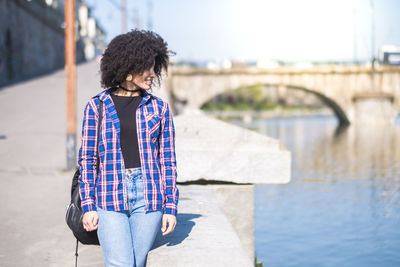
[78,30,179,267]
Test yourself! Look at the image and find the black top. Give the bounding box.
[111,94,143,168]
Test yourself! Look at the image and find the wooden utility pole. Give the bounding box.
[65,0,77,170]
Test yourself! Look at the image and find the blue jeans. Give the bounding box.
[97,167,163,267]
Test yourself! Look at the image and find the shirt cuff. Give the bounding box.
[81,198,97,213]
[163,203,177,216]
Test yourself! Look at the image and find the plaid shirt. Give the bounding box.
[78,88,179,216]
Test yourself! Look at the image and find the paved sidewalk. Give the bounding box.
[0,61,101,174]
[0,61,105,266]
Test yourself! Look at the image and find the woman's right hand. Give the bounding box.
[82,211,98,231]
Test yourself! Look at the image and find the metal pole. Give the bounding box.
[147,0,153,30]
[370,0,375,69]
[353,7,358,64]
[121,0,127,33]
[133,8,140,29]
[65,0,77,170]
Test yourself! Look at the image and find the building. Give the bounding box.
[0,0,105,88]
[78,2,106,60]
[379,45,400,66]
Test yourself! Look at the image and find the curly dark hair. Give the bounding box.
[100,29,173,88]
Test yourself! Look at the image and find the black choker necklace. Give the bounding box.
[118,85,142,93]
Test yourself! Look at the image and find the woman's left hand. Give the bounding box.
[161,214,177,235]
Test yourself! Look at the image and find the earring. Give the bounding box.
[126,74,133,81]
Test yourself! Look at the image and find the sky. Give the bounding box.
[84,0,400,63]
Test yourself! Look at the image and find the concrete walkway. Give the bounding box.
[0,61,252,266]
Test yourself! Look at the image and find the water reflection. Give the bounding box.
[243,115,400,182]
[229,114,400,267]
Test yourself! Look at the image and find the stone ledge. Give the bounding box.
[146,185,253,267]
[174,111,291,184]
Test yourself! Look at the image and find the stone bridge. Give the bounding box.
[166,66,400,125]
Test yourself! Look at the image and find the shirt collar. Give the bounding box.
[96,88,155,106]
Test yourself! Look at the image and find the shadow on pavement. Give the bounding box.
[152,213,201,248]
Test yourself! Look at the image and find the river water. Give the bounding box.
[229,114,400,267]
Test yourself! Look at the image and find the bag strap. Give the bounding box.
[75,238,79,267]
[75,97,103,267]
[96,97,103,175]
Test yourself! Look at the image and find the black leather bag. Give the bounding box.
[65,98,102,246]
[65,168,100,245]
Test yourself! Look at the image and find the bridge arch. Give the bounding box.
[198,83,351,126]
[284,84,350,125]
[169,67,400,125]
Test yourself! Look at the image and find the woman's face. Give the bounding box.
[132,64,156,90]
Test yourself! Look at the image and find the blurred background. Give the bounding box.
[1,0,400,266]
[1,0,400,87]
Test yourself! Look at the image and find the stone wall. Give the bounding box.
[0,0,85,88]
